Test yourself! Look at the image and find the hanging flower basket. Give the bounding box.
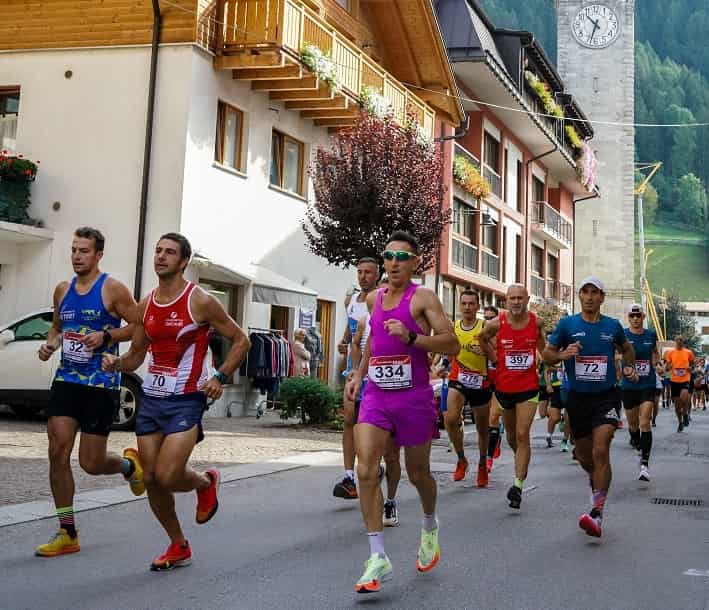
[300,44,340,91]
[0,150,40,225]
[576,142,597,191]
[359,85,393,119]
[564,124,583,150]
[524,70,564,119]
[453,154,491,200]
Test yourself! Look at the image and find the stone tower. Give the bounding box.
[556,1,636,318]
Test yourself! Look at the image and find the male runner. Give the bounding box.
[665,335,695,432]
[619,304,659,482]
[543,277,636,538]
[103,233,249,570]
[345,231,459,594]
[544,361,565,449]
[479,284,545,510]
[333,257,380,500]
[35,227,142,557]
[445,290,490,488]
[483,306,503,472]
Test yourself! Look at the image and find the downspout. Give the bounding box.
[133,0,162,300]
[572,187,601,311]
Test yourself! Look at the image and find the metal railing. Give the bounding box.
[480,250,500,280]
[218,0,435,137]
[454,143,480,171]
[451,238,478,274]
[531,274,545,299]
[547,279,573,308]
[482,163,502,199]
[531,201,572,246]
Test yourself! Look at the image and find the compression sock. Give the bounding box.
[367,531,385,556]
[456,450,466,461]
[422,513,438,532]
[640,431,653,466]
[590,490,607,519]
[488,427,500,459]
[57,506,76,538]
[630,429,640,446]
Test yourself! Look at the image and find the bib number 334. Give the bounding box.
[369,356,413,390]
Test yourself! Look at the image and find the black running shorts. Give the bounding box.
[670,381,690,398]
[621,388,655,410]
[494,389,539,410]
[565,388,621,440]
[548,387,564,410]
[448,382,492,408]
[47,380,119,437]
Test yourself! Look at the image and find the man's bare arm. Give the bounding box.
[103,299,150,372]
[536,318,546,355]
[414,289,458,355]
[107,279,138,343]
[478,318,500,362]
[38,282,69,361]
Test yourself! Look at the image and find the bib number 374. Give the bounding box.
[369,356,413,390]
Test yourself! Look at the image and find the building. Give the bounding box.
[433,0,597,320]
[0,0,461,414]
[682,303,709,354]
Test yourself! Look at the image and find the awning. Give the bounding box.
[252,264,317,310]
[191,254,253,285]
[0,220,54,244]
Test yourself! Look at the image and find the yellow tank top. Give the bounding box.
[455,319,487,375]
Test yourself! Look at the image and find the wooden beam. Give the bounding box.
[285,97,350,110]
[301,108,358,119]
[252,75,318,91]
[215,52,283,70]
[233,65,303,80]
[269,83,333,101]
[314,118,357,127]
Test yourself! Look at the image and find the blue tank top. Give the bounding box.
[620,328,657,390]
[55,273,121,389]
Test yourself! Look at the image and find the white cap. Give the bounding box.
[578,276,604,292]
[626,303,644,315]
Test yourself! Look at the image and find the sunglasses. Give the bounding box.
[628,313,643,319]
[381,250,417,262]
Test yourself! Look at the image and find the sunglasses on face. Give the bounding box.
[381,250,416,262]
[628,313,642,319]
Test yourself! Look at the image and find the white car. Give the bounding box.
[0,308,144,430]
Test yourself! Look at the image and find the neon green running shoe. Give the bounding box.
[355,553,393,594]
[416,525,440,572]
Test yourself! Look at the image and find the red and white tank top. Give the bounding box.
[495,311,539,393]
[142,282,210,398]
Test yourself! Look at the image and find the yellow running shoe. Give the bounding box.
[35,529,80,557]
[123,448,145,496]
[416,525,440,573]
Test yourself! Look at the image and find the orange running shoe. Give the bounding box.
[150,541,192,571]
[493,442,501,459]
[196,469,220,524]
[486,457,494,473]
[453,457,468,481]
[477,464,489,488]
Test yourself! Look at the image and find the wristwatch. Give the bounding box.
[406,330,417,346]
[102,329,112,345]
[213,370,229,384]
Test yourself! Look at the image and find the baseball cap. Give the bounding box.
[627,303,644,315]
[578,276,604,292]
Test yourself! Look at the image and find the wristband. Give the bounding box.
[213,370,228,384]
[406,331,417,346]
[103,330,112,345]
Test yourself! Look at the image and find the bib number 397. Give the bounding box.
[369,356,412,390]
[575,356,608,382]
[144,365,178,397]
[62,332,93,363]
[505,351,533,371]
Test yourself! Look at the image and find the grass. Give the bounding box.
[643,222,706,244]
[645,242,709,300]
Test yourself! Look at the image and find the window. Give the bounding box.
[215,101,244,171]
[11,312,53,341]
[452,198,475,241]
[515,235,522,283]
[270,130,305,195]
[531,244,544,276]
[547,253,558,280]
[702,326,709,335]
[483,132,500,173]
[533,176,545,202]
[482,221,497,252]
[0,88,20,154]
[335,0,350,10]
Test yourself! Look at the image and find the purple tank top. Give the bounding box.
[361,283,433,407]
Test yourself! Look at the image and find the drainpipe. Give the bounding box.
[133,0,162,300]
[572,187,601,311]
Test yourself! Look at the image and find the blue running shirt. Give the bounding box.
[548,314,627,393]
[620,328,657,390]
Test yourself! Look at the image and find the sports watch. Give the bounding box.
[213,370,229,384]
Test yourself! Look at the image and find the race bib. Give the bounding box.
[504,351,533,371]
[674,368,687,377]
[458,368,483,390]
[635,360,651,376]
[368,356,412,390]
[62,331,93,363]
[575,356,608,382]
[144,364,179,397]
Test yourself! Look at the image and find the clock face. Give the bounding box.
[572,4,620,48]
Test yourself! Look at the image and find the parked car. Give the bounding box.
[0,308,144,430]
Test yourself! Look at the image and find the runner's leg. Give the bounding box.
[47,417,78,513]
[513,401,537,482]
[334,398,358,498]
[445,389,467,480]
[152,426,210,493]
[383,441,401,502]
[354,423,390,535]
[638,401,654,480]
[77,433,126,476]
[547,407,561,447]
[626,405,640,448]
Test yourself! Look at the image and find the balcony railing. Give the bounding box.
[523,86,577,161]
[480,250,500,280]
[454,143,480,171]
[482,163,502,199]
[451,238,478,274]
[218,0,435,137]
[531,201,572,247]
[531,274,545,299]
[547,279,573,309]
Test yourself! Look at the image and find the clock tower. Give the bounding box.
[556,0,636,317]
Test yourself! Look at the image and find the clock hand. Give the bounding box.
[590,22,599,42]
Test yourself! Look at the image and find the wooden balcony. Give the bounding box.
[214,0,436,137]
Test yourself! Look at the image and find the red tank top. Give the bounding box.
[142,282,210,398]
[495,311,538,393]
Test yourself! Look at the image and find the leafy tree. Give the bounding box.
[651,292,700,351]
[305,112,449,271]
[674,173,708,226]
[635,171,659,226]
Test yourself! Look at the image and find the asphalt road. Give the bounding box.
[2,408,709,610]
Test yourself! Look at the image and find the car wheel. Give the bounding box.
[112,377,141,431]
[9,404,43,419]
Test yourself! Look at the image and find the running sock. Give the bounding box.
[487,427,500,459]
[345,469,355,481]
[640,431,653,465]
[367,531,385,556]
[630,429,640,446]
[384,498,396,507]
[57,506,76,538]
[514,477,524,491]
[456,450,466,461]
[422,513,438,532]
[121,458,135,477]
[590,490,607,519]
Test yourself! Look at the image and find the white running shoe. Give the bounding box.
[639,464,650,482]
[383,501,399,527]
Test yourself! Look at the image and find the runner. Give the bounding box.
[544,361,565,449]
[691,363,705,411]
[333,257,380,500]
[653,362,663,426]
[345,231,459,594]
[619,304,659,482]
[35,227,142,558]
[662,363,672,409]
[102,233,250,570]
[665,336,695,432]
[537,361,551,424]
[479,284,546,510]
[543,277,637,538]
[482,306,503,472]
[445,290,490,488]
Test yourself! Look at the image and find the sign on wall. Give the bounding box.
[299,308,315,328]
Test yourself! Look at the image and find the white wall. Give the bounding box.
[503,217,521,285]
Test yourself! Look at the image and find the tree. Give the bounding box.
[635,171,659,226]
[674,172,708,226]
[650,292,700,350]
[305,112,449,270]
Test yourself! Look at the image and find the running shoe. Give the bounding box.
[35,529,80,557]
[493,442,501,459]
[196,469,220,524]
[486,457,494,473]
[355,553,393,594]
[476,464,488,488]
[683,414,690,427]
[506,485,522,509]
[383,501,399,527]
[677,423,684,433]
[122,448,145,496]
[652,418,657,428]
[150,541,192,571]
[560,439,569,453]
[578,513,602,538]
[333,476,358,499]
[416,525,440,572]
[639,465,650,482]
[546,436,553,448]
[629,437,640,450]
[453,457,468,482]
